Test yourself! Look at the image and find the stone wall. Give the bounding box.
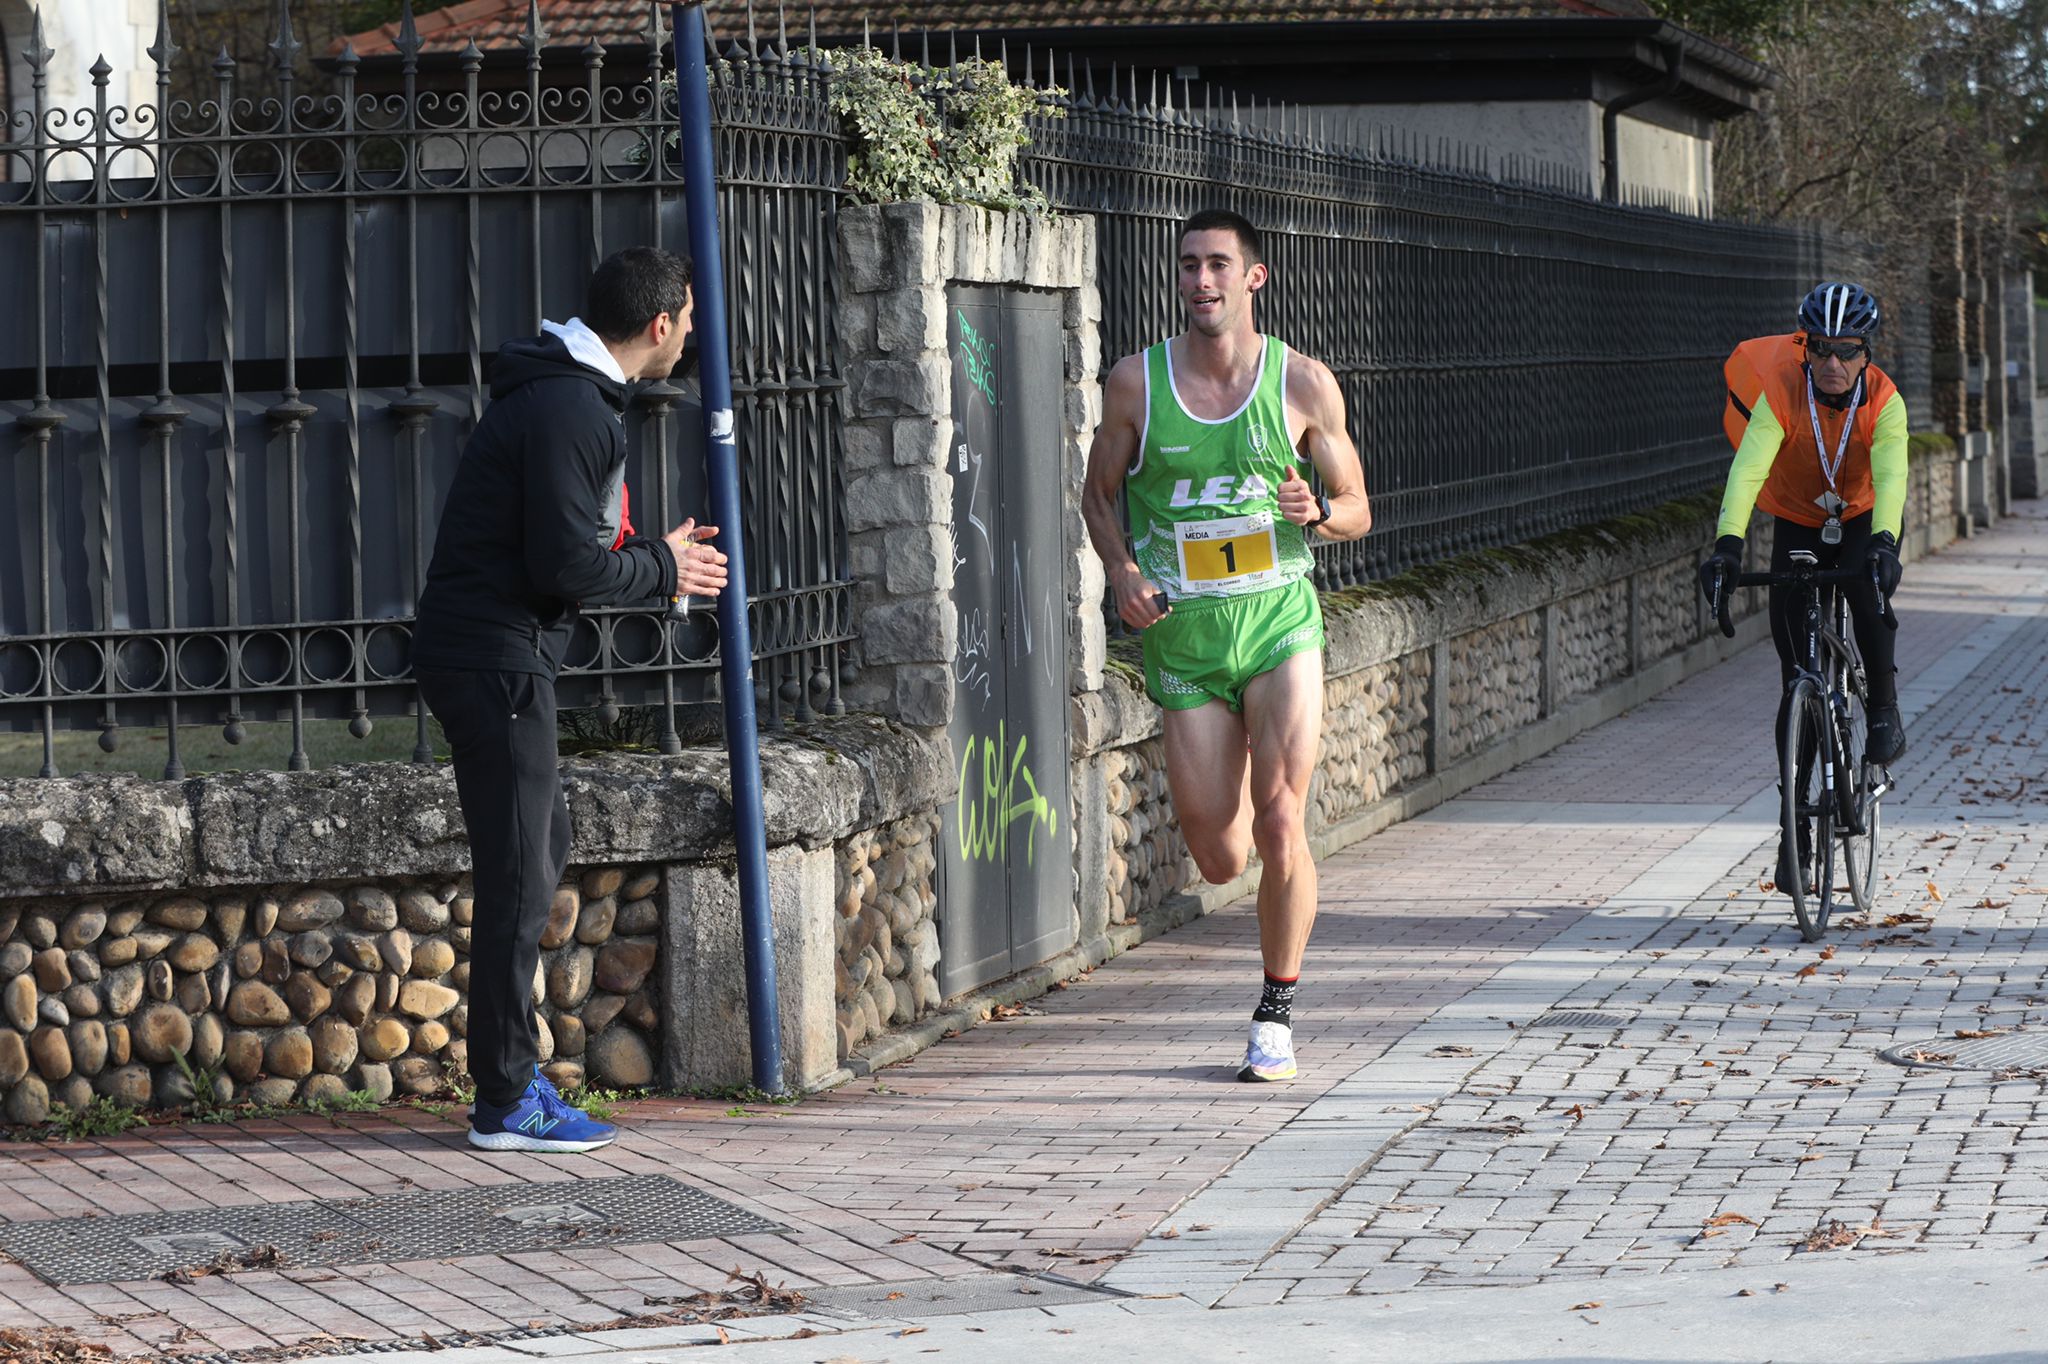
[1313,652,1431,832]
[833,813,942,1057]
[0,713,952,1121]
[1905,433,1960,558]
[0,866,663,1125]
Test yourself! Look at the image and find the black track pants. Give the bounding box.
[415,668,571,1108]
[1769,513,1898,756]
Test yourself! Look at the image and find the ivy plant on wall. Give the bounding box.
[657,49,1063,210]
[817,48,1065,212]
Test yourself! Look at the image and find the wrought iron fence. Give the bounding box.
[1021,70,1838,586]
[3,5,1887,777]
[0,2,850,776]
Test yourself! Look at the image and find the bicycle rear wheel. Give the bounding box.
[1781,679,1838,941]
[1836,680,1880,914]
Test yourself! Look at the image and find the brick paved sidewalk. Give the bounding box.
[2,506,2043,1361]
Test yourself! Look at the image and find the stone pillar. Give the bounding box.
[835,202,1107,971]
[2005,269,2042,501]
[662,846,837,1091]
[1930,214,1969,445]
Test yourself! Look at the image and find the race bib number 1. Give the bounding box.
[1176,512,1282,592]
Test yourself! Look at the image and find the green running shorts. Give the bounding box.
[1140,576,1324,713]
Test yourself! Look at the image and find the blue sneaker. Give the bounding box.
[469,1075,616,1153]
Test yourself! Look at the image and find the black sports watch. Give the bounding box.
[1307,492,1333,529]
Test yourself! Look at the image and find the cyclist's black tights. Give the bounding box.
[1770,512,1897,751]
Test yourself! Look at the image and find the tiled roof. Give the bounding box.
[341,1,656,58]
[339,0,1654,57]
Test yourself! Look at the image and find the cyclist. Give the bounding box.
[1700,282,1908,883]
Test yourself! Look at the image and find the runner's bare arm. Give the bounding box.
[1084,355,1168,629]
[1278,351,1370,542]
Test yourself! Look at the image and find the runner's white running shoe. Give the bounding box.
[1238,1020,1296,1083]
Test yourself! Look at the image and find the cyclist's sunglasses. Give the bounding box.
[1805,336,1870,363]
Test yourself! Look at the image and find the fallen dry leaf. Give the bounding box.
[889,1234,919,1244]
[1795,964,1820,979]
[1955,1029,2007,1039]
[1976,899,2012,910]
[1819,946,1836,961]
[1429,1045,1475,1057]
[1564,1103,1586,1121]
[1791,1077,1843,1088]
[892,1326,928,1338]
[1705,1213,1760,1228]
[1905,1049,1957,1065]
[1735,1288,1755,1297]
[1157,1226,1180,1240]
[1568,1301,1603,1311]
[1799,1220,1860,1253]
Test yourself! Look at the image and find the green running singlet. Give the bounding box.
[1127,336,1324,712]
[1127,335,1315,601]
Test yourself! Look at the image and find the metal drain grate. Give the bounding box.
[1879,1031,2048,1072]
[805,1274,1125,1319]
[0,1174,784,1286]
[1524,1010,1633,1028]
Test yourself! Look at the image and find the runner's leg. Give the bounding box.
[1163,701,1254,887]
[1240,648,1324,979]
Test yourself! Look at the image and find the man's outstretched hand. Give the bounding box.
[663,518,730,599]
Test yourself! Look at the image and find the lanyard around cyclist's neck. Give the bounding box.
[1804,368,1863,496]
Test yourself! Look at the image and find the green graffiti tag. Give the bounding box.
[956,310,998,408]
[956,721,1058,864]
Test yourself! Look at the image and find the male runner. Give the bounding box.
[1082,209,1370,1083]
[1699,280,1908,890]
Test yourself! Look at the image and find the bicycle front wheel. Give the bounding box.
[1782,679,1838,942]
[1837,680,1880,914]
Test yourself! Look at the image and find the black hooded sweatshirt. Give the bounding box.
[410,330,678,677]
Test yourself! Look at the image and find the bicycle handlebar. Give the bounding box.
[1710,561,1897,639]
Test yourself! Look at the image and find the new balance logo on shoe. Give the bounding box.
[518,1111,559,1137]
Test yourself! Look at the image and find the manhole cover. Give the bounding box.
[1880,1031,2048,1072]
[806,1274,1125,1319]
[1524,1011,1632,1028]
[0,1174,784,1285]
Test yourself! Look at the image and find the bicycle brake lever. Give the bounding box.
[1874,564,1898,630]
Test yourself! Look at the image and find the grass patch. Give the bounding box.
[44,1097,148,1141]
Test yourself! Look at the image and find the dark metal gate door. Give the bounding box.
[938,286,1072,999]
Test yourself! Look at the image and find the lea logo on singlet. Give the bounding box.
[1167,474,1271,509]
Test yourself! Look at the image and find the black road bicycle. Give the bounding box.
[1710,552,1897,941]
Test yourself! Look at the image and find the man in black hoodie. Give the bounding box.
[411,246,728,1153]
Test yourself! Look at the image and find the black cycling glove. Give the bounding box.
[1698,534,1743,603]
[1866,530,1902,599]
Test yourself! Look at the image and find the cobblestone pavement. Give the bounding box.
[1,507,2043,1361]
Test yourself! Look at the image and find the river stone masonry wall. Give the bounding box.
[0,867,662,1125]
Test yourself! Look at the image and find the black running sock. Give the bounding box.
[1252,973,1297,1027]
